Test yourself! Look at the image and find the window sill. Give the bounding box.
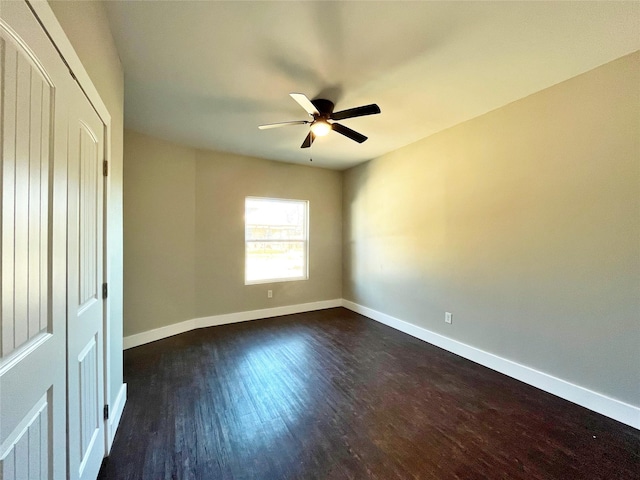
[245,276,308,286]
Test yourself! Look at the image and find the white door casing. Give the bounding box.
[0,1,74,478]
[66,79,106,480]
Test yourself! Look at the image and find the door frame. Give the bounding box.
[26,0,116,454]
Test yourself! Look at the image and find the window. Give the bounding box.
[245,197,309,284]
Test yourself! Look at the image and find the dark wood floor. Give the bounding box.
[99,308,639,480]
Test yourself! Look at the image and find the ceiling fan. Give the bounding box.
[259,93,381,148]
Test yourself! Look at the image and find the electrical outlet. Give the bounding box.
[267,290,273,298]
[445,312,452,324]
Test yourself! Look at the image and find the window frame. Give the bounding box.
[244,196,310,285]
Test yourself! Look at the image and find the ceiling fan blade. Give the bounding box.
[331,104,381,121]
[301,131,316,148]
[258,120,309,130]
[331,123,368,143]
[290,93,320,116]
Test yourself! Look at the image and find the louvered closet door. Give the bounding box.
[66,78,105,480]
[0,1,74,479]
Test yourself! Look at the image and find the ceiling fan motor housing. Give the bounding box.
[311,99,335,119]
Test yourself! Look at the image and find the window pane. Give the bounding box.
[246,241,306,282]
[246,199,306,240]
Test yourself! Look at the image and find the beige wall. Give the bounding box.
[123,131,196,335]
[49,0,125,408]
[123,131,342,335]
[343,52,640,406]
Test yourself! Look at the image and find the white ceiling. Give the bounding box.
[104,1,640,170]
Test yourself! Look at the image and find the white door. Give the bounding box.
[0,1,74,479]
[66,79,106,480]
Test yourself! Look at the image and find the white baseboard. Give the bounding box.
[342,299,640,430]
[106,383,127,452]
[123,299,342,350]
[123,317,196,350]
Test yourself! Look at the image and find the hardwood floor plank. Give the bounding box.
[99,308,639,479]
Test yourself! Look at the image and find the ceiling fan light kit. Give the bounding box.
[310,119,331,136]
[259,93,381,149]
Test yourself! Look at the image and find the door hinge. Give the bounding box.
[103,405,109,421]
[102,283,108,300]
[103,159,109,177]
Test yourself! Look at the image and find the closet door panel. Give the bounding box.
[66,77,106,480]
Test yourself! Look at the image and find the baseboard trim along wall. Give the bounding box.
[123,299,343,349]
[122,299,638,429]
[107,383,127,451]
[341,299,639,430]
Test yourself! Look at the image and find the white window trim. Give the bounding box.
[244,197,309,285]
